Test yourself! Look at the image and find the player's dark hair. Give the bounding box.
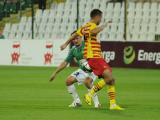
[90,9,102,18]
[71,31,77,35]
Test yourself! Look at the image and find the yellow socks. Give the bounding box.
[88,79,117,106]
[89,79,106,96]
[108,85,116,105]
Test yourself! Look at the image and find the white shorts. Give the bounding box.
[71,69,97,85]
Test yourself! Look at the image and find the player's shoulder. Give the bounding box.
[68,46,75,55]
[87,22,97,27]
[81,22,96,27]
[70,45,76,50]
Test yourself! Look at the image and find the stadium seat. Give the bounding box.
[128,2,135,12]
[151,2,157,12]
[143,2,150,12]
[109,33,116,40]
[2,1,159,41]
[0,2,4,20]
[3,23,11,38]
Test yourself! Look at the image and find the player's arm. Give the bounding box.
[60,27,84,51]
[60,32,79,51]
[50,48,74,82]
[50,61,68,81]
[90,21,112,35]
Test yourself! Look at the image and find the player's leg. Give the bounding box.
[84,76,100,108]
[84,58,123,110]
[84,58,108,105]
[84,78,105,105]
[85,70,123,110]
[66,75,81,107]
[86,69,111,96]
[71,68,101,108]
[91,74,124,110]
[102,70,123,110]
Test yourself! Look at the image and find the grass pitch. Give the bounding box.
[0,66,159,120]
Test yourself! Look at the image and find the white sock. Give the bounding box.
[67,84,80,102]
[88,89,100,107]
[92,93,100,107]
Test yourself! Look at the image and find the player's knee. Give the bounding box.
[106,78,115,85]
[103,69,113,83]
[84,77,93,89]
[66,79,73,86]
[66,76,75,86]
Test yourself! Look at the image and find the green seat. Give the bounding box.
[10,3,17,14]
[0,2,3,10]
[20,0,27,10]
[0,2,4,20]
[3,2,11,17]
[25,0,32,7]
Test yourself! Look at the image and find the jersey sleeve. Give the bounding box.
[76,23,97,36]
[90,23,97,31]
[76,26,84,37]
[65,48,74,63]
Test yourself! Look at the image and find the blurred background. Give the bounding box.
[0,0,160,41]
[0,1,159,120]
[0,0,160,68]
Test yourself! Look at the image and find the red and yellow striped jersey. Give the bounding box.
[76,22,102,59]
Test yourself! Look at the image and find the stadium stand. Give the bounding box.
[128,2,160,41]
[2,0,160,41]
[0,0,32,18]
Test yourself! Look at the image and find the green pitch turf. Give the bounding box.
[0,66,159,120]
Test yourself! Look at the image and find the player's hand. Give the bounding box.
[49,73,56,82]
[104,21,112,27]
[60,44,67,51]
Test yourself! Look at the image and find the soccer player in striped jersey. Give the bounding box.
[60,9,123,110]
[50,32,100,108]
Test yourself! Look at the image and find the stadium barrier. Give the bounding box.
[0,40,160,69]
[101,41,160,69]
[0,40,69,66]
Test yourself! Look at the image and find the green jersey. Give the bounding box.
[65,41,91,72]
[65,41,84,66]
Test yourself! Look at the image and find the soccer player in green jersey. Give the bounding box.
[50,32,100,108]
